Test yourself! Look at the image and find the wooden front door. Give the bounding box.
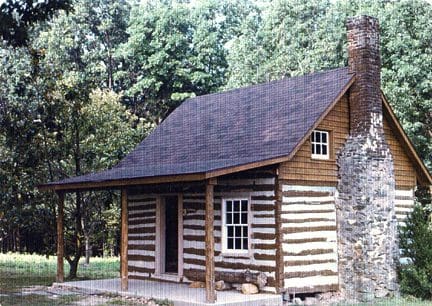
[164,196,178,273]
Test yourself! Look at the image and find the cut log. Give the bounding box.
[185,269,267,289]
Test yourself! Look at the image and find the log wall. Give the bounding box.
[183,171,278,293]
[127,195,157,279]
[126,169,279,293]
[280,183,339,293]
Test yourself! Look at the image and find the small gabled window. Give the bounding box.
[311,130,329,159]
[222,198,249,254]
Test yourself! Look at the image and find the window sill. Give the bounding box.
[311,155,330,160]
[220,252,251,259]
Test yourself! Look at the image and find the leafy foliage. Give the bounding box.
[0,0,72,47]
[399,203,432,299]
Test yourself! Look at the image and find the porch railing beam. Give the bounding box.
[205,178,217,303]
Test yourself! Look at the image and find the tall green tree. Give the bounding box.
[116,0,254,123]
[226,0,432,170]
[0,0,72,47]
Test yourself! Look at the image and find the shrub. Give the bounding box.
[399,203,432,299]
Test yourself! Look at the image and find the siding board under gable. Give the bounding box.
[279,93,417,192]
[279,94,350,184]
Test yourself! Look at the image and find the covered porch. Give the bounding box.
[52,178,221,302]
[53,278,282,306]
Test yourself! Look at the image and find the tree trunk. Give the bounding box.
[85,235,91,265]
[67,256,80,279]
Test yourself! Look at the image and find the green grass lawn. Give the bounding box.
[0,252,119,281]
[0,252,121,306]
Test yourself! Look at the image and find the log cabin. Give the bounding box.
[39,15,432,302]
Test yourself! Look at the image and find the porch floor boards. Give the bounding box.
[53,278,282,306]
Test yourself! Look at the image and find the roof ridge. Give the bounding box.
[187,66,351,103]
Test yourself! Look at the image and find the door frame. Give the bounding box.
[155,194,183,279]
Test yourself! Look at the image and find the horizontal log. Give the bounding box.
[284,269,337,278]
[252,204,275,211]
[128,204,156,211]
[183,247,221,257]
[254,253,276,261]
[128,234,155,241]
[287,209,334,214]
[129,227,156,234]
[128,266,154,274]
[282,226,336,234]
[285,283,339,294]
[252,224,277,229]
[184,258,275,273]
[285,258,336,266]
[128,244,155,251]
[129,217,156,225]
[183,224,221,231]
[128,198,156,204]
[184,235,221,243]
[252,195,275,201]
[184,269,268,289]
[284,248,334,256]
[282,218,334,224]
[129,211,155,219]
[252,243,277,250]
[283,237,327,244]
[282,191,333,197]
[253,233,275,240]
[128,254,155,262]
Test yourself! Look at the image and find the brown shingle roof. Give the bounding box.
[43,67,354,188]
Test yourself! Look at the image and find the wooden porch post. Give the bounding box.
[121,188,128,291]
[56,191,65,283]
[205,179,216,303]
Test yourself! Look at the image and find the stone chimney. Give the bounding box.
[336,16,399,301]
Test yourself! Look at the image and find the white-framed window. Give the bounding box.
[222,198,249,254]
[311,130,330,159]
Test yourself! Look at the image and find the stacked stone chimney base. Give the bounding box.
[336,121,399,301]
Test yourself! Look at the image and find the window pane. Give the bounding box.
[311,143,315,154]
[235,238,242,249]
[233,213,239,224]
[227,213,232,224]
[241,213,247,224]
[322,145,327,155]
[243,238,248,250]
[316,145,321,154]
[227,201,232,212]
[243,227,248,237]
[235,226,242,237]
[316,132,321,142]
[233,201,240,211]
[311,131,316,142]
[228,238,233,249]
[322,132,327,143]
[227,226,233,237]
[241,200,247,211]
